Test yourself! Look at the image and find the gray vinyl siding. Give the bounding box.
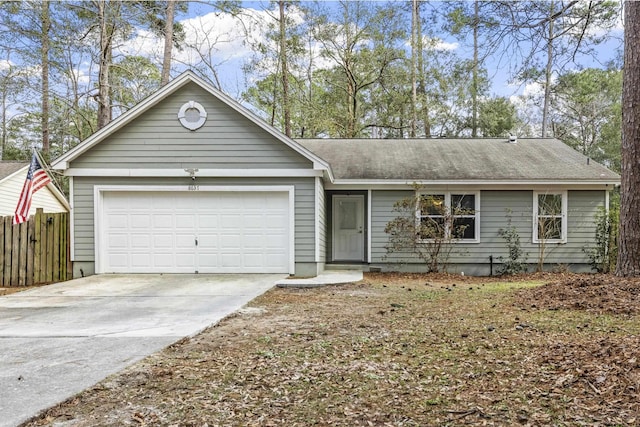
[72,177,316,263]
[477,191,532,263]
[371,190,414,263]
[71,82,313,170]
[548,190,604,264]
[317,178,327,263]
[370,189,605,268]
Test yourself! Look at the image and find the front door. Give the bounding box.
[332,195,365,261]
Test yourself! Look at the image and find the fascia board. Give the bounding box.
[64,168,324,177]
[323,179,619,190]
[329,179,620,186]
[46,182,71,211]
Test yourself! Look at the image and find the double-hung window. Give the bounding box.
[533,191,567,243]
[417,192,480,242]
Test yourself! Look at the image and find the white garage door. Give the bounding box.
[99,191,290,273]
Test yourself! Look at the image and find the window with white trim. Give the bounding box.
[417,192,480,242]
[533,191,567,243]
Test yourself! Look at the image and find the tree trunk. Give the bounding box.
[96,0,114,129]
[541,1,555,138]
[616,1,640,276]
[471,0,479,137]
[415,1,430,137]
[41,1,50,154]
[1,74,7,159]
[279,0,291,137]
[161,0,175,86]
[410,0,418,138]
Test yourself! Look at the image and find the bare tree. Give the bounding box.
[161,0,176,85]
[278,0,291,137]
[41,0,51,154]
[502,1,619,137]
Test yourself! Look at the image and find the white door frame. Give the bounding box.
[94,185,295,274]
[332,194,365,262]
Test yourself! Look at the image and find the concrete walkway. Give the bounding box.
[276,270,363,288]
[0,274,282,427]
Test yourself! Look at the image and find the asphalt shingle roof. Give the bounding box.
[297,138,620,182]
[0,161,27,180]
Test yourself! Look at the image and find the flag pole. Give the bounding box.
[13,150,52,225]
[33,148,64,195]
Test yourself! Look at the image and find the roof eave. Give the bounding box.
[0,164,70,210]
[328,178,620,187]
[46,181,71,211]
[0,164,28,184]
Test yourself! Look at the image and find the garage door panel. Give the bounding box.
[175,214,196,227]
[220,214,242,228]
[153,234,173,248]
[101,191,290,273]
[153,214,174,229]
[266,234,288,248]
[175,234,195,249]
[108,214,129,229]
[221,253,241,267]
[219,234,241,248]
[243,253,264,268]
[242,236,263,249]
[174,254,196,268]
[198,214,218,227]
[131,235,151,249]
[131,253,151,267]
[130,214,151,228]
[107,233,128,249]
[126,195,150,209]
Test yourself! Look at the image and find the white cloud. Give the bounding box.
[117,29,163,59]
[178,11,254,62]
[114,6,279,87]
[0,59,13,70]
[433,40,459,51]
[404,36,459,52]
[522,81,544,98]
[71,68,92,86]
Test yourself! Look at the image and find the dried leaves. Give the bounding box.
[25,273,640,427]
[515,274,640,315]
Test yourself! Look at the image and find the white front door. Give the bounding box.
[332,195,365,261]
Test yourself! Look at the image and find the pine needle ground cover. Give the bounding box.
[26,273,640,426]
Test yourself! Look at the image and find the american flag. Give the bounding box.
[13,152,52,225]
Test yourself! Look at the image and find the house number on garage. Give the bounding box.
[188,184,200,191]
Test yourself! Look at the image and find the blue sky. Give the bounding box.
[160,1,623,100]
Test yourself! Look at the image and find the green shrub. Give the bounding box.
[497,215,528,275]
[584,194,619,273]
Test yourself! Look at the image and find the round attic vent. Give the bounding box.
[178,101,207,130]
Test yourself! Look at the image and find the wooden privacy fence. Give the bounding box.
[0,208,72,287]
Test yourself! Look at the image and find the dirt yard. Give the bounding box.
[0,284,48,296]
[21,273,640,426]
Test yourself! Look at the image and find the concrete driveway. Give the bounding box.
[0,274,282,427]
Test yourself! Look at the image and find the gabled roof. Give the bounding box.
[298,138,620,185]
[51,71,332,176]
[0,161,28,181]
[0,160,70,210]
